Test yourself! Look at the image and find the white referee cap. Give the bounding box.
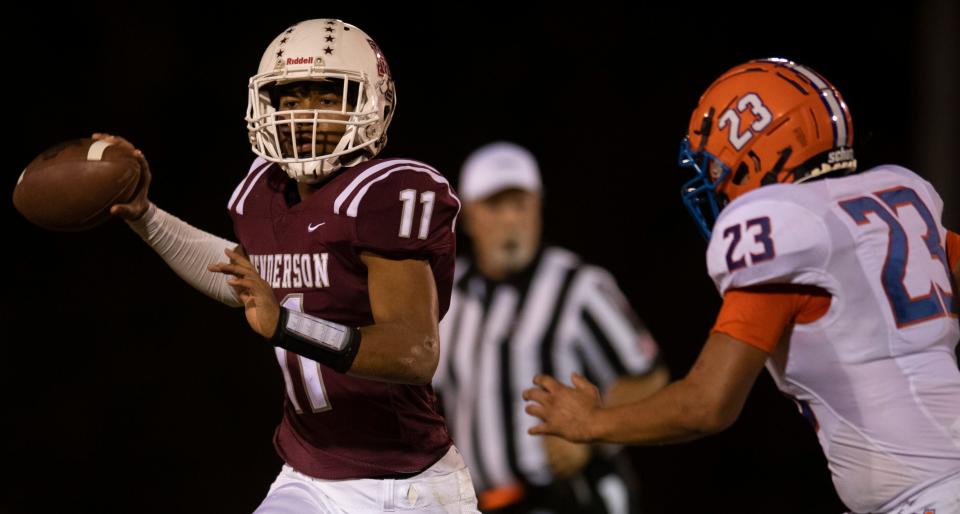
[459,141,542,202]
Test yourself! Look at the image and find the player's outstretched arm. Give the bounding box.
[605,365,671,407]
[94,133,242,307]
[523,332,768,445]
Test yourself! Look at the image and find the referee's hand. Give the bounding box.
[523,373,601,443]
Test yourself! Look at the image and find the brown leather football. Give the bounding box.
[13,138,142,231]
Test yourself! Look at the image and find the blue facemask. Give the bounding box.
[678,137,731,240]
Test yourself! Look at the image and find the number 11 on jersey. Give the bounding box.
[398,189,435,240]
[276,295,332,413]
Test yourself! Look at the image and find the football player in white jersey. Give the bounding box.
[523,58,960,514]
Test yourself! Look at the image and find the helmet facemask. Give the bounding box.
[247,72,381,181]
[679,137,731,240]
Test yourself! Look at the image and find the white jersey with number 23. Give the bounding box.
[707,165,960,514]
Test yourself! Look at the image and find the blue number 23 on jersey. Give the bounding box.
[839,186,954,328]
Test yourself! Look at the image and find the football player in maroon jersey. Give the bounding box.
[105,18,479,513]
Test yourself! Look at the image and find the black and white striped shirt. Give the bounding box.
[434,246,660,492]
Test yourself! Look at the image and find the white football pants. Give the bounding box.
[254,446,480,513]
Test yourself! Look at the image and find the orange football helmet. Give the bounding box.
[679,58,857,238]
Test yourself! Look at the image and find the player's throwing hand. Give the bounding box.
[93,133,153,221]
[523,373,603,443]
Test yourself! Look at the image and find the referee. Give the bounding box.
[435,142,669,514]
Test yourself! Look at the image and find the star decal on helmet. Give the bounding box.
[324,47,333,55]
[325,27,334,32]
[276,49,284,58]
[325,36,334,42]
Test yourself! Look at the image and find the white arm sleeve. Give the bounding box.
[126,203,242,307]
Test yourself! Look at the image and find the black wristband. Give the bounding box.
[271,308,362,373]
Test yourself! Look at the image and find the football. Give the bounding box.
[13,138,142,231]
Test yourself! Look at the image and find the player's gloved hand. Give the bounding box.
[543,435,591,478]
[208,247,281,338]
[523,373,602,443]
[95,133,153,221]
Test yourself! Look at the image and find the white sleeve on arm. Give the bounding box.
[126,203,242,307]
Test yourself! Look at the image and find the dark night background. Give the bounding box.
[3,2,957,513]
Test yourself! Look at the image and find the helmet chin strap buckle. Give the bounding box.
[320,156,341,175]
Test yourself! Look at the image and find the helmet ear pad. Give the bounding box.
[732,162,750,186]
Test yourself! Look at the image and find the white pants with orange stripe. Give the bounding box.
[253,446,480,514]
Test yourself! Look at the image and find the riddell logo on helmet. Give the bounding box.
[286,57,314,65]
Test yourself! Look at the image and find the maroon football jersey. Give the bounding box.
[227,157,459,479]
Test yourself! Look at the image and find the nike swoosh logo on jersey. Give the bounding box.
[307,222,326,232]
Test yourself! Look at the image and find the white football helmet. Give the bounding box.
[246,19,397,181]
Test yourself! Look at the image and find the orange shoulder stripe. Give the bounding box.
[712,285,830,353]
[946,230,960,272]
